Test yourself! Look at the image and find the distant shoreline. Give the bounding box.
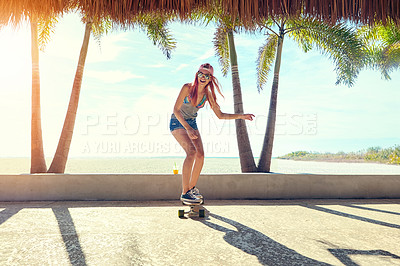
[278,146,400,165]
[278,157,374,164]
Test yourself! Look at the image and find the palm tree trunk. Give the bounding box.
[48,22,92,173]
[30,17,47,173]
[227,30,257,172]
[258,34,284,172]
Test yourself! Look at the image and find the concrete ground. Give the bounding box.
[1,199,400,266]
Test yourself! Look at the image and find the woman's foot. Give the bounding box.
[180,190,201,203]
[190,187,203,199]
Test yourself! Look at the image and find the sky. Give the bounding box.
[1,12,399,158]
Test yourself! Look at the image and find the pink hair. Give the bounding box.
[189,73,223,108]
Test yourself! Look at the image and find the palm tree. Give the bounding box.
[200,9,257,172]
[357,19,400,80]
[47,19,94,173]
[29,14,59,173]
[0,2,66,174]
[257,16,365,172]
[47,14,176,173]
[215,26,258,172]
[30,15,47,173]
[1,10,64,173]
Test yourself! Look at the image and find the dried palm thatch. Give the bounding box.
[0,0,399,26]
[0,0,71,25]
[74,0,400,26]
[300,0,400,24]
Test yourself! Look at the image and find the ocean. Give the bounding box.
[1,157,400,174]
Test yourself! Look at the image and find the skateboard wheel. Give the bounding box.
[199,209,205,218]
[178,210,184,218]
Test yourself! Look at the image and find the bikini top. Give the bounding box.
[184,94,207,108]
[171,93,207,120]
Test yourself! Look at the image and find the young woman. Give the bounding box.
[170,63,254,203]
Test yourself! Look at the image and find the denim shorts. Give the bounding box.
[170,117,198,132]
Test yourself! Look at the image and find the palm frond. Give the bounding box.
[256,34,277,92]
[136,14,176,59]
[91,16,112,49]
[380,40,400,79]
[37,15,58,52]
[358,19,400,79]
[289,18,365,87]
[213,24,230,77]
[188,5,218,26]
[357,24,381,43]
[384,21,400,47]
[378,21,400,78]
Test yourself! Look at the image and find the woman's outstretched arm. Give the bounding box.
[208,92,254,121]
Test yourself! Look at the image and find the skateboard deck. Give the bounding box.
[178,200,205,218]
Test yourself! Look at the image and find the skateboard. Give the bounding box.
[178,200,205,218]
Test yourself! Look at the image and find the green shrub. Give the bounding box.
[389,145,400,165]
[279,145,400,164]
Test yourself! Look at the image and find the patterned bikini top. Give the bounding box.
[184,94,207,108]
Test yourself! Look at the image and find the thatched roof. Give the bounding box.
[299,0,400,24]
[0,0,70,25]
[1,0,399,26]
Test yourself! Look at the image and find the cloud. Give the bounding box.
[86,70,145,83]
[174,63,189,72]
[146,63,167,68]
[197,48,214,61]
[86,33,130,63]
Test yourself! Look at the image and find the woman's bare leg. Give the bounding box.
[171,129,197,194]
[189,130,204,189]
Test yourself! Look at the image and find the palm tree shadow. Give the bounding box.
[344,204,400,216]
[52,207,87,266]
[0,207,22,226]
[301,204,400,229]
[328,248,400,266]
[201,213,332,265]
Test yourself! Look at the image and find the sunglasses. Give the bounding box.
[197,71,211,80]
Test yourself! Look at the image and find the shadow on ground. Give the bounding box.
[0,207,22,226]
[201,213,332,265]
[52,207,87,266]
[328,248,400,266]
[1,199,400,265]
[301,203,400,229]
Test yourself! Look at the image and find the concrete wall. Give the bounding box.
[0,174,399,201]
